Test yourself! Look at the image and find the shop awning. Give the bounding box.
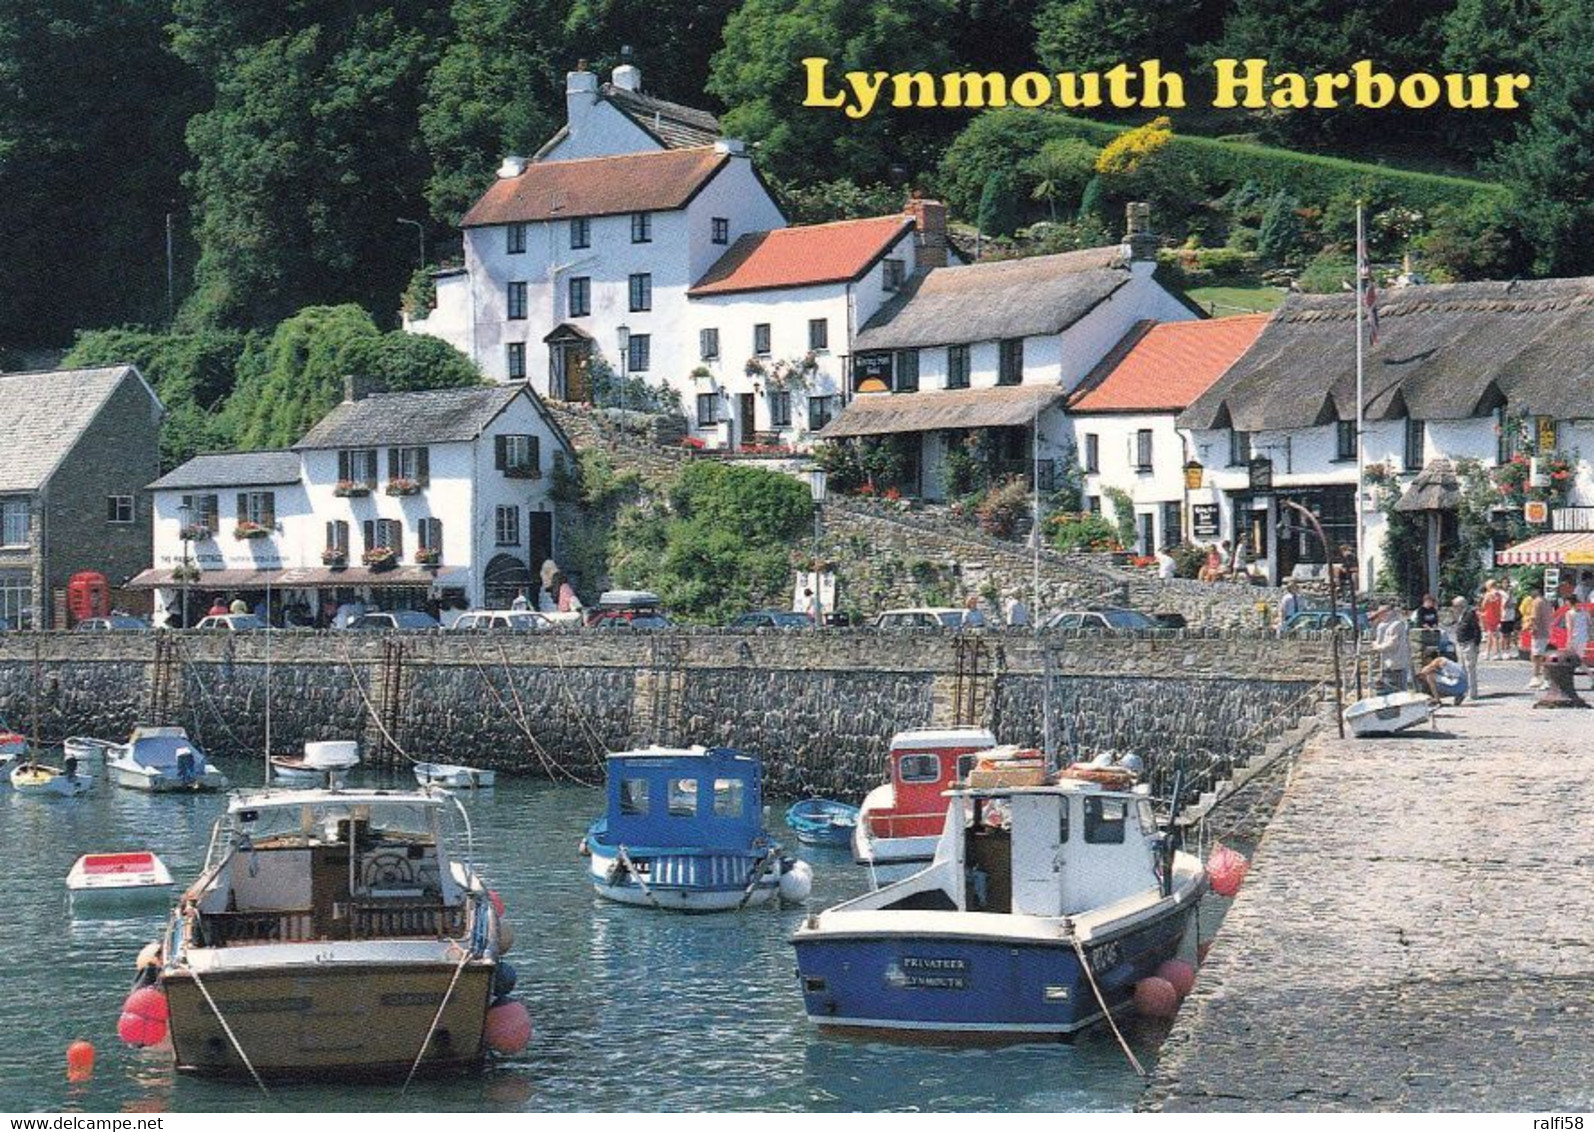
[817,385,1068,439]
[126,568,286,590]
[1495,532,1594,565]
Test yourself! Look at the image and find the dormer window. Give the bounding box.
[506,223,526,255]
[882,259,905,291]
[631,212,652,243]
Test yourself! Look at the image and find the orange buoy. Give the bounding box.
[66,1041,95,1082]
[484,1000,532,1054]
[1156,959,1197,998]
[117,986,170,1046]
[1207,843,1250,898]
[1133,976,1180,1019]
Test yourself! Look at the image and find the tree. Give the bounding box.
[976,171,1022,238]
[1440,0,1546,160]
[1034,0,1207,74]
[707,0,959,185]
[939,109,1082,221]
[1257,190,1304,264]
[222,304,480,448]
[1025,137,1098,219]
[174,1,451,329]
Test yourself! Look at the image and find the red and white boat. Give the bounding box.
[67,851,175,908]
[853,728,999,871]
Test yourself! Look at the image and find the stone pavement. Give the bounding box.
[1141,659,1594,1111]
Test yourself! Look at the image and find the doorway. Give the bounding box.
[737,393,756,449]
[527,511,554,587]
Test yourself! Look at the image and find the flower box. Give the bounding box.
[362,547,397,570]
[681,436,707,450]
[386,478,421,497]
[178,523,212,542]
[334,480,372,498]
[233,521,270,540]
[413,547,441,566]
[321,550,348,567]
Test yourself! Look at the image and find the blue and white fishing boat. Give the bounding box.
[785,798,860,847]
[792,762,1205,1037]
[105,727,229,793]
[584,746,813,912]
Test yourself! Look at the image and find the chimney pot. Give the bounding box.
[904,194,949,269]
[611,63,642,92]
[497,155,526,179]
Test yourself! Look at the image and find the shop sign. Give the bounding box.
[1544,567,1561,590]
[1247,456,1273,491]
[1524,499,1550,525]
[1183,460,1204,490]
[1536,416,1557,455]
[851,353,892,394]
[1191,504,1220,538]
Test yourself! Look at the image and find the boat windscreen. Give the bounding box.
[235,800,439,844]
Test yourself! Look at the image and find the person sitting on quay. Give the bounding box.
[1418,653,1469,706]
[1370,602,1412,693]
[1274,581,1301,633]
[1413,593,1440,629]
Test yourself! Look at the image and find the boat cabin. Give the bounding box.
[848,779,1164,919]
[600,746,765,851]
[126,727,202,773]
[185,789,474,947]
[866,729,998,841]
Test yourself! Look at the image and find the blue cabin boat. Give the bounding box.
[584,746,813,912]
[785,798,860,847]
[792,764,1206,1037]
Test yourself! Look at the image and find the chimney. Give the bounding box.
[904,192,949,269]
[1124,201,1157,262]
[714,138,747,157]
[566,62,600,139]
[497,155,526,179]
[611,63,642,92]
[343,374,386,403]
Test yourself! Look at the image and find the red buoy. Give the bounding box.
[1156,959,1197,998]
[1207,843,1250,898]
[117,986,169,1047]
[487,889,506,918]
[1133,976,1180,1019]
[484,1000,532,1054]
[66,1041,95,1082]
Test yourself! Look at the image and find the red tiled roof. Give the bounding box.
[461,147,729,227]
[690,215,913,296]
[1069,314,1270,413]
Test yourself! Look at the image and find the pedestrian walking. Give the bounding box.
[1480,578,1505,659]
[1567,598,1590,678]
[1276,581,1301,633]
[1003,592,1030,628]
[1370,603,1412,693]
[1528,586,1553,690]
[1499,580,1520,657]
[1452,595,1481,701]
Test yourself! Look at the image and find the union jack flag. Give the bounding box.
[1357,223,1380,345]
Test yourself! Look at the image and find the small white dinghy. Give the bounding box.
[1343,690,1435,737]
[11,762,93,796]
[67,851,174,909]
[269,740,360,788]
[413,761,496,789]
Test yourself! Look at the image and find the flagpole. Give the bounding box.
[1355,202,1366,597]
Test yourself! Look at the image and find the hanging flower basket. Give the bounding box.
[334,480,371,498]
[321,549,348,568]
[170,564,202,583]
[386,478,421,497]
[414,546,441,566]
[233,520,270,540]
[744,357,767,378]
[179,522,212,541]
[362,547,397,570]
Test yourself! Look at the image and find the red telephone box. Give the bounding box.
[67,572,109,625]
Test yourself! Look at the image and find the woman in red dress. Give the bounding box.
[1479,578,1505,659]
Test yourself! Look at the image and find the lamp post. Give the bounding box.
[616,324,631,417]
[809,467,828,629]
[176,501,193,630]
[396,218,426,270]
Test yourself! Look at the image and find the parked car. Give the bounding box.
[729,610,812,630]
[586,590,671,629]
[1150,612,1188,630]
[76,616,151,631]
[1041,607,1159,632]
[451,610,550,631]
[346,610,441,631]
[872,607,986,630]
[193,614,266,631]
[1281,610,1371,635]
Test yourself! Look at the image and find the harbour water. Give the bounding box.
[2,755,1182,1113]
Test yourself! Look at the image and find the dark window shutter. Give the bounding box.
[363,520,374,551]
[388,448,400,480]
[261,493,275,528]
[495,435,507,470]
[337,451,349,481]
[325,521,334,549]
[416,447,429,484]
[530,436,541,473]
[236,493,247,521]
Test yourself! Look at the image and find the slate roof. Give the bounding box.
[1070,314,1269,414]
[295,384,529,450]
[818,385,1070,438]
[461,147,729,227]
[0,365,157,493]
[1179,277,1594,431]
[690,215,913,296]
[532,83,722,159]
[853,246,1129,351]
[147,451,302,491]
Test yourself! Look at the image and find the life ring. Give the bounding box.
[1059,764,1136,789]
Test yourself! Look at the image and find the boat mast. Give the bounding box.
[264,577,272,783]
[30,636,40,766]
[1354,202,1367,598]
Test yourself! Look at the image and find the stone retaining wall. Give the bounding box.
[0,629,1334,796]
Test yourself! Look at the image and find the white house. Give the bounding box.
[404,62,954,449]
[138,379,574,622]
[1066,314,1268,554]
[817,206,1200,499]
[1176,276,1594,592]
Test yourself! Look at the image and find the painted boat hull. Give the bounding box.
[793,901,1198,1037]
[268,759,352,789]
[162,960,495,1079]
[786,799,860,847]
[586,841,780,911]
[63,737,112,763]
[10,765,93,796]
[1343,691,1434,737]
[413,763,496,789]
[68,852,175,909]
[106,759,229,793]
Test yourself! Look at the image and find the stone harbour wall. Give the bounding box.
[0,628,1336,798]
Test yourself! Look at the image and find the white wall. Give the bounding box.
[540,97,660,163]
[152,483,313,572]
[1074,411,1188,548]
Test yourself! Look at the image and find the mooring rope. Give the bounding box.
[338,639,417,765]
[492,640,599,787]
[734,845,778,911]
[541,630,615,768]
[186,956,269,1095]
[401,937,476,1094]
[1070,931,1147,1078]
[613,845,664,911]
[460,638,567,783]
[168,635,250,751]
